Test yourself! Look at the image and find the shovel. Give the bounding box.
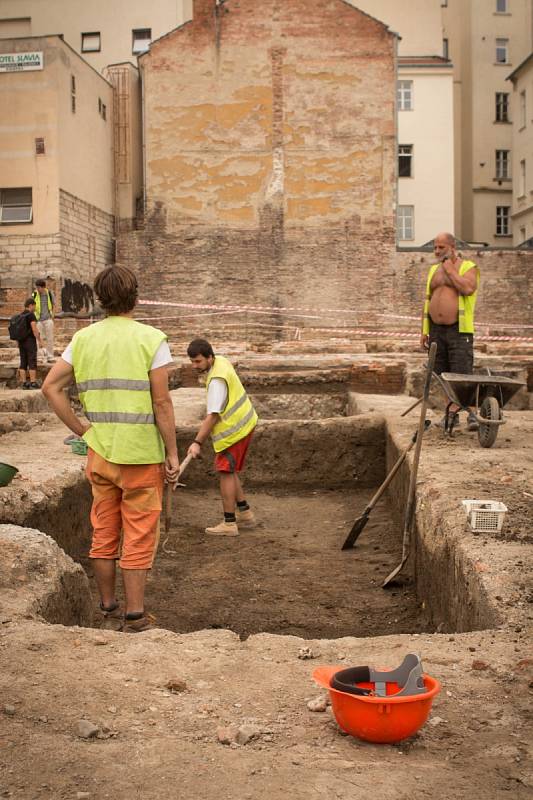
[382,342,437,588]
[164,453,193,544]
[341,419,431,550]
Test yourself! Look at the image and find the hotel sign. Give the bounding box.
[0,52,43,72]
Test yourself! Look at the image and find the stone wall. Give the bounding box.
[0,190,114,316]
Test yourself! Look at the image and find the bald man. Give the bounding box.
[421,232,480,429]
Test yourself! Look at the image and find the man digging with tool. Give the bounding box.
[42,265,180,632]
[420,232,480,431]
[187,338,258,537]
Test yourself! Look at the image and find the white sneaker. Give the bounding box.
[205,521,239,537]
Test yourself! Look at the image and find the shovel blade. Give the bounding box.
[341,512,369,550]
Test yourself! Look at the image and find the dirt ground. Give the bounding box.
[0,386,532,800]
[80,488,429,640]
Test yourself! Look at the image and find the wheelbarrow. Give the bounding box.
[433,371,526,448]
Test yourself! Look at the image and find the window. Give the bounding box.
[495,92,509,122]
[495,149,510,179]
[397,80,413,111]
[132,28,151,54]
[71,74,76,114]
[397,206,414,240]
[0,188,33,224]
[81,32,101,53]
[35,137,45,155]
[443,38,449,59]
[496,206,510,235]
[398,145,413,177]
[441,0,448,6]
[520,226,526,242]
[496,0,507,11]
[519,160,526,196]
[496,38,508,63]
[520,90,526,128]
[101,103,106,121]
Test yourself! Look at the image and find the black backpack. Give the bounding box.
[8,312,31,342]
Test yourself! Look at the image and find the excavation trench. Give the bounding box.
[0,395,501,638]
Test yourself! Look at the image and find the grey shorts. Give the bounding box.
[428,322,473,376]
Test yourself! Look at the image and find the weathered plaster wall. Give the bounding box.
[118,0,397,311]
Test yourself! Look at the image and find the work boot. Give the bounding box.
[98,602,123,631]
[123,612,157,633]
[204,520,239,537]
[466,411,479,432]
[435,412,460,430]
[236,508,256,528]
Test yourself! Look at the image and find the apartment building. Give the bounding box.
[508,52,533,243]
[0,0,192,74]
[443,0,533,245]
[352,0,454,246]
[0,35,114,308]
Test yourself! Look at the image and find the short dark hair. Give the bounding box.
[35,278,46,288]
[24,297,36,308]
[93,266,138,315]
[187,338,214,358]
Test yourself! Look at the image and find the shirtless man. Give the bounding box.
[421,232,479,429]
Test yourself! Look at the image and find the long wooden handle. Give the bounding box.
[401,342,437,555]
[178,452,193,477]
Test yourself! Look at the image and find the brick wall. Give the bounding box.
[59,190,115,284]
[118,0,397,330]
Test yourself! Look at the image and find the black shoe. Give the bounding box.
[22,381,31,390]
[29,382,41,390]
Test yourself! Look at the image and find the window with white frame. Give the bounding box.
[520,90,526,128]
[397,80,413,111]
[0,188,33,224]
[495,149,510,179]
[397,206,414,240]
[495,92,509,121]
[132,28,151,54]
[519,159,526,196]
[398,145,413,177]
[496,38,509,63]
[496,0,508,12]
[496,206,510,235]
[81,32,101,52]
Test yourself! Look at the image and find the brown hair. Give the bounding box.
[187,338,214,358]
[93,266,138,315]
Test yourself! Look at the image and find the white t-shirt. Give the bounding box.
[207,378,228,413]
[61,339,173,371]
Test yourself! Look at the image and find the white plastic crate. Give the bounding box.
[462,500,508,533]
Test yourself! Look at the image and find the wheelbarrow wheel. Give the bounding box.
[478,396,500,448]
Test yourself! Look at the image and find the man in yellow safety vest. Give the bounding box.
[420,232,480,430]
[42,266,180,632]
[187,338,258,537]
[32,278,55,363]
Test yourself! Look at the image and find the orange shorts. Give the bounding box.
[86,449,164,570]
[214,430,254,473]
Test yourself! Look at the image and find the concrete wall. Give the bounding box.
[119,0,397,311]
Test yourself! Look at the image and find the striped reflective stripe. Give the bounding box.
[212,407,255,443]
[86,411,155,424]
[221,392,249,421]
[76,378,150,392]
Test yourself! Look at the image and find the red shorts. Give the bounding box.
[214,430,254,473]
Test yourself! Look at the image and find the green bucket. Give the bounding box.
[0,462,18,487]
[70,439,88,456]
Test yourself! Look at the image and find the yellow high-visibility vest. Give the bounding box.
[422,260,479,335]
[206,355,258,453]
[71,316,167,464]
[32,289,54,320]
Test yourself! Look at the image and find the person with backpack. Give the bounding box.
[10,298,43,389]
[32,278,55,363]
